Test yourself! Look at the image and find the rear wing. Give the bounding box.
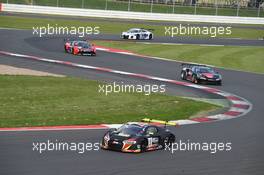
[140,28,154,31]
[142,118,178,128]
[181,63,208,68]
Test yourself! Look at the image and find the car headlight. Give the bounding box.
[123,139,137,145]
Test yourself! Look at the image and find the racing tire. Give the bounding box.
[64,46,68,53]
[192,75,199,84]
[149,34,153,40]
[181,71,186,80]
[163,135,175,148]
[140,139,148,152]
[136,34,140,40]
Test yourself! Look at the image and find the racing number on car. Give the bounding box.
[147,137,159,147]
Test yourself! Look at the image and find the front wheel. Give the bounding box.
[64,46,68,53]
[181,71,186,80]
[140,140,147,152]
[192,75,199,84]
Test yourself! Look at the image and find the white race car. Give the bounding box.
[121,28,153,40]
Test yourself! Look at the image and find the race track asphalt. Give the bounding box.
[0,28,264,175]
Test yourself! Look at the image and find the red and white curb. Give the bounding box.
[0,49,252,131]
[95,45,146,57]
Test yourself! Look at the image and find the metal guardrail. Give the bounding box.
[1,3,264,24]
[3,0,264,17]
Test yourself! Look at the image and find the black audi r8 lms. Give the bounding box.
[100,122,175,153]
[180,63,222,85]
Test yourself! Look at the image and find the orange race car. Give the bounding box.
[64,40,96,56]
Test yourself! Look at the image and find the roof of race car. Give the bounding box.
[181,63,208,68]
[65,39,91,43]
[127,28,149,32]
[125,122,151,128]
[128,28,141,30]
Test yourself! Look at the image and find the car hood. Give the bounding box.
[201,73,218,78]
[110,132,136,141]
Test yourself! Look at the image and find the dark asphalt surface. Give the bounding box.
[0,28,264,175]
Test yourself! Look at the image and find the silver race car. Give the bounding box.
[121,28,153,40]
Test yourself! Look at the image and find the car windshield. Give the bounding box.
[116,124,143,136]
[197,67,214,73]
[78,42,91,48]
[128,29,139,33]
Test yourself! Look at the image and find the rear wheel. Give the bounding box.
[149,34,153,40]
[163,135,175,148]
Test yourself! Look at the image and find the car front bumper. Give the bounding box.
[101,140,141,153]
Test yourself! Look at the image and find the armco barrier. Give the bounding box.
[1,3,264,25]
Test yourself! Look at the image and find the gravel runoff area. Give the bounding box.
[0,64,64,77]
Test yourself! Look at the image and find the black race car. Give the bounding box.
[101,122,175,153]
[180,63,222,85]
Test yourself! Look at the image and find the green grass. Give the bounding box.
[0,15,263,39]
[93,40,264,74]
[0,75,218,127]
[1,0,263,17]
